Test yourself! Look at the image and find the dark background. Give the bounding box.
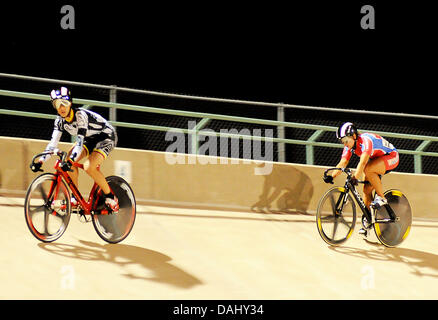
[0,1,436,173]
[1,1,435,113]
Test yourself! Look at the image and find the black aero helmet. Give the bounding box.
[336,122,358,140]
[50,86,72,109]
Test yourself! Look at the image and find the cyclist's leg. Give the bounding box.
[83,150,111,194]
[83,137,116,196]
[363,157,386,199]
[362,179,375,209]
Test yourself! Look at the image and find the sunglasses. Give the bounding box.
[52,99,72,110]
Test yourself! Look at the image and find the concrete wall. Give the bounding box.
[1,136,436,219]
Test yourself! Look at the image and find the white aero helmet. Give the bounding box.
[50,86,72,109]
[336,122,358,140]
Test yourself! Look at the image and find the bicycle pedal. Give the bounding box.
[358,228,368,238]
[361,215,372,230]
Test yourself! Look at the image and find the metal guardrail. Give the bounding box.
[4,72,438,163]
[1,72,438,174]
[1,88,438,174]
[2,72,438,120]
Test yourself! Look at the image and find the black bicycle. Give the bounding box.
[316,168,412,247]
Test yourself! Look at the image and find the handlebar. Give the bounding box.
[30,149,70,172]
[31,149,68,164]
[324,167,369,185]
[324,167,353,178]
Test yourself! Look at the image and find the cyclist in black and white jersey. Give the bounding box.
[37,86,119,211]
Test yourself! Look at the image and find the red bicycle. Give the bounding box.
[25,149,136,243]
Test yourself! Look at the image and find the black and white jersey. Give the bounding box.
[43,108,116,161]
[54,108,115,139]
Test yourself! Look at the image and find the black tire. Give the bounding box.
[91,175,136,243]
[373,189,412,247]
[24,173,71,242]
[316,186,357,246]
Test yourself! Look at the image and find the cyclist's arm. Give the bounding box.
[332,158,349,178]
[331,146,351,178]
[69,110,88,162]
[70,134,85,161]
[354,152,370,180]
[39,119,63,162]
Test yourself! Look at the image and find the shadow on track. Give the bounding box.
[38,240,203,289]
[251,165,314,215]
[329,242,438,278]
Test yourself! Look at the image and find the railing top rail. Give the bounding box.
[1,72,437,120]
[1,88,438,143]
[4,108,438,159]
[0,89,337,131]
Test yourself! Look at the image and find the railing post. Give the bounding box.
[109,85,117,130]
[277,104,285,162]
[414,140,431,174]
[306,130,324,165]
[190,118,211,154]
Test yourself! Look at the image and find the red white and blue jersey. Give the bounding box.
[341,133,397,161]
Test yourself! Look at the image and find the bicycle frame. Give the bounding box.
[34,150,109,216]
[326,168,397,224]
[55,160,101,215]
[341,177,373,223]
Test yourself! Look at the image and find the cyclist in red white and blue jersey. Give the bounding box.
[340,132,399,171]
[324,122,399,234]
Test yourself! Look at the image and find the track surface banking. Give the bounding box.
[2,197,438,299]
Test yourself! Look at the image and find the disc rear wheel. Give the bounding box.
[373,189,412,247]
[92,176,136,243]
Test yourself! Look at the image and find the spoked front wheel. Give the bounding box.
[373,189,412,247]
[316,187,357,246]
[24,173,71,242]
[92,175,136,244]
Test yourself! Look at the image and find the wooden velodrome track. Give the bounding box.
[2,195,438,300]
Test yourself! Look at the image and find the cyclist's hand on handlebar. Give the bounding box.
[30,161,43,173]
[350,176,359,186]
[60,159,74,172]
[38,153,51,163]
[323,175,334,184]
